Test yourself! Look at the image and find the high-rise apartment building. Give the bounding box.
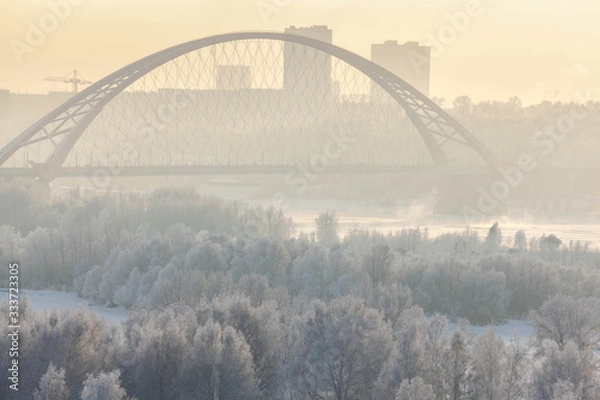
[371,40,431,97]
[284,25,333,103]
[216,65,252,91]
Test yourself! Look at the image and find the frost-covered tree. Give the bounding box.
[180,320,258,400]
[213,296,283,398]
[444,330,471,400]
[315,211,339,247]
[395,377,435,400]
[551,380,579,400]
[26,309,118,398]
[368,282,412,330]
[34,363,69,400]
[421,314,449,398]
[363,244,394,290]
[80,370,128,400]
[114,267,142,308]
[503,336,529,400]
[203,272,234,301]
[23,227,67,287]
[470,329,506,400]
[292,246,332,300]
[296,297,393,400]
[530,295,600,351]
[145,263,183,309]
[243,238,292,287]
[485,222,502,251]
[540,234,562,252]
[0,224,23,263]
[513,230,527,252]
[261,205,295,240]
[448,265,509,325]
[376,309,427,400]
[82,265,106,302]
[132,323,187,400]
[184,241,228,274]
[236,273,274,306]
[530,341,597,400]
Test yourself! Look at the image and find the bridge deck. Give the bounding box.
[0,165,493,178]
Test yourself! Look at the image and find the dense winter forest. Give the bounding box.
[1,181,600,399]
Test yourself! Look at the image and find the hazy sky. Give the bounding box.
[1,0,598,104]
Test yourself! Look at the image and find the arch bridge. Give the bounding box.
[0,32,501,181]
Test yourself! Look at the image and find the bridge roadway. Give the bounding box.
[0,165,493,178]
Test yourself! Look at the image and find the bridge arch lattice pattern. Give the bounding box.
[0,32,501,180]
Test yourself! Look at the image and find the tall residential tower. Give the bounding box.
[284,25,333,103]
[371,40,431,97]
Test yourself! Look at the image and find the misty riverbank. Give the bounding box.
[49,173,600,247]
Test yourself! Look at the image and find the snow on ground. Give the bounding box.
[14,290,128,324]
[447,319,533,343]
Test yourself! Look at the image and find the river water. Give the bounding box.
[51,173,600,247]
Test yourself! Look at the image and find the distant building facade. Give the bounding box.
[216,65,252,91]
[284,25,333,104]
[371,40,431,97]
[0,91,72,139]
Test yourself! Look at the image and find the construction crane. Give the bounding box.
[44,70,93,93]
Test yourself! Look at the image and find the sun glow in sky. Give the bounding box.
[1,0,598,104]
